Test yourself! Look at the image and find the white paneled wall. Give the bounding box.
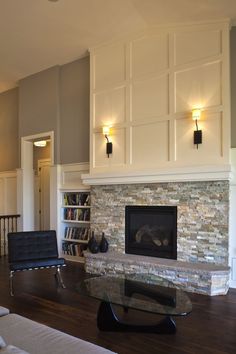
[89,21,230,176]
[0,171,17,215]
[60,163,89,190]
[0,171,17,254]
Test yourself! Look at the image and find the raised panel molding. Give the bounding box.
[176,112,223,163]
[93,43,126,90]
[0,171,17,215]
[131,74,169,121]
[89,20,230,180]
[131,33,169,78]
[60,163,89,190]
[94,86,126,127]
[93,128,126,168]
[174,29,222,66]
[132,121,169,166]
[174,61,222,113]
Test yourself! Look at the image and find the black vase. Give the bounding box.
[100,232,109,253]
[88,232,99,254]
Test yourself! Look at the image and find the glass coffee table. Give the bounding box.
[77,273,192,334]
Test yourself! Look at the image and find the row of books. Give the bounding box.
[63,193,90,206]
[62,242,87,257]
[63,208,90,221]
[64,226,90,240]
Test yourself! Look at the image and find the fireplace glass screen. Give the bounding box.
[125,205,177,259]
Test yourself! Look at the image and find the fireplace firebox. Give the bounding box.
[125,206,177,260]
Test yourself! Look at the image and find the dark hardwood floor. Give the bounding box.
[0,256,236,354]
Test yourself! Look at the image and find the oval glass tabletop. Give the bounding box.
[77,273,192,316]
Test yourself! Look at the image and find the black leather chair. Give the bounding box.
[8,230,66,296]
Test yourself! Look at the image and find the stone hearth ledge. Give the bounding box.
[84,252,230,296]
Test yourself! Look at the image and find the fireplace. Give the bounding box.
[125,205,177,260]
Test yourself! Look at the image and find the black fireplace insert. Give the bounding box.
[125,205,177,260]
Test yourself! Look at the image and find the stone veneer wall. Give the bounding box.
[91,181,229,265]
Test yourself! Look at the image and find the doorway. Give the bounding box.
[20,132,54,231]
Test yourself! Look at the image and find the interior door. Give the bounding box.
[38,159,51,230]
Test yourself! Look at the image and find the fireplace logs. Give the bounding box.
[125,206,177,260]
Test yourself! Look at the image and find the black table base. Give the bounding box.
[97,301,176,334]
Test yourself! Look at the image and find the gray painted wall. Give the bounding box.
[231,27,236,148]
[18,57,89,165]
[19,66,60,163]
[0,88,19,171]
[60,56,89,164]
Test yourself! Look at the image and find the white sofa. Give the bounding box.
[0,306,116,354]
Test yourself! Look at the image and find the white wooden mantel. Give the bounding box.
[82,164,232,185]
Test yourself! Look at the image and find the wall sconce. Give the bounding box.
[192,109,202,149]
[102,126,113,158]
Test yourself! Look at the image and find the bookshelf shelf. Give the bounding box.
[60,190,90,263]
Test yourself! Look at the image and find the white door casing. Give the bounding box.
[38,159,51,230]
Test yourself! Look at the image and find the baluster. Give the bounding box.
[0,215,20,257]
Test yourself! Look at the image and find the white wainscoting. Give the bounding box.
[0,170,17,215]
[0,170,18,253]
[60,163,89,190]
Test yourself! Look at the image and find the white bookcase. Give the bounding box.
[60,189,90,263]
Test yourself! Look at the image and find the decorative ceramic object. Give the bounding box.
[88,232,99,254]
[100,232,109,253]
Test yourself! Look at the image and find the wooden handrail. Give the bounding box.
[0,214,21,256]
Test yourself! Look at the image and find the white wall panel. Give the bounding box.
[60,163,89,190]
[94,44,126,90]
[94,86,126,127]
[5,177,17,214]
[175,61,222,113]
[0,172,17,215]
[94,128,126,168]
[176,112,222,163]
[132,74,169,121]
[94,132,107,167]
[174,29,222,66]
[0,179,4,214]
[132,121,169,166]
[131,34,169,78]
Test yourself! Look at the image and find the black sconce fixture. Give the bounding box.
[192,109,202,149]
[103,126,112,158]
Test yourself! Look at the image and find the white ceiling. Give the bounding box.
[0,0,236,93]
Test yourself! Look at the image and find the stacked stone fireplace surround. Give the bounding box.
[85,180,230,295]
